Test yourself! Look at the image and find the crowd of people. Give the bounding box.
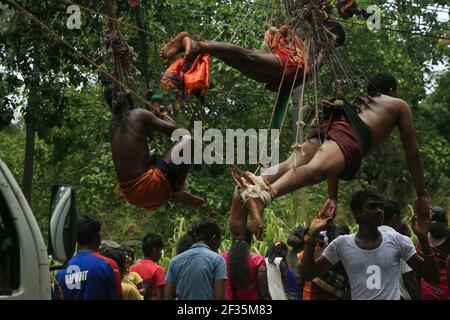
[53,190,449,300]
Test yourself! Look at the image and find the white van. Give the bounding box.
[0,156,76,300]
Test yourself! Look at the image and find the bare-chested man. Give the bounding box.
[229,72,431,239]
[104,88,204,212]
[159,20,345,92]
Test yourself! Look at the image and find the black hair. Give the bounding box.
[103,86,134,116]
[187,217,222,243]
[100,247,126,273]
[367,72,398,97]
[325,220,337,240]
[335,223,350,237]
[76,216,101,246]
[429,205,449,239]
[266,241,288,264]
[350,190,382,213]
[142,233,163,257]
[287,227,306,250]
[324,20,346,47]
[382,200,402,225]
[121,245,135,261]
[176,234,194,255]
[228,227,253,289]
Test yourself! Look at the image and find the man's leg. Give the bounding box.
[243,140,345,239]
[261,138,321,184]
[161,135,205,206]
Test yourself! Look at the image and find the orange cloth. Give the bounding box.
[119,166,172,212]
[161,54,210,98]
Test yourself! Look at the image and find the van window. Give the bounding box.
[0,191,20,294]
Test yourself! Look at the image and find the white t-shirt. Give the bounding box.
[265,257,287,300]
[378,225,414,300]
[322,230,416,300]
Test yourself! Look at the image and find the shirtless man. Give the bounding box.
[159,20,346,92]
[104,88,204,212]
[229,72,431,239]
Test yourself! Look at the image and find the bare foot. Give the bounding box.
[244,197,265,240]
[171,191,205,207]
[160,31,190,65]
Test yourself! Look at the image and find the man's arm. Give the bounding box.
[213,280,226,300]
[142,109,179,137]
[320,177,338,218]
[301,218,334,281]
[406,216,440,285]
[155,285,165,300]
[402,271,420,300]
[256,271,271,300]
[164,282,176,300]
[397,102,430,218]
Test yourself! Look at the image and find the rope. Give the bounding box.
[5,0,178,126]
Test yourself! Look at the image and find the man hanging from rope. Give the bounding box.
[229,73,431,240]
[105,88,205,211]
[159,20,346,93]
[102,29,205,212]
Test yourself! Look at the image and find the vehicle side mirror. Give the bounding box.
[48,186,77,263]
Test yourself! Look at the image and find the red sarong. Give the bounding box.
[308,117,364,180]
[119,166,172,212]
[161,54,210,98]
[249,25,305,91]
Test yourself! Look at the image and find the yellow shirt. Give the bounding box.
[122,282,143,300]
[124,271,143,287]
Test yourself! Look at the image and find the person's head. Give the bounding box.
[176,234,195,255]
[350,190,384,227]
[266,241,288,264]
[142,233,163,262]
[367,72,398,97]
[228,226,253,289]
[429,205,449,239]
[103,86,134,116]
[99,247,126,278]
[318,221,336,247]
[187,217,222,252]
[382,200,402,231]
[287,227,306,252]
[149,93,163,109]
[121,245,135,269]
[324,20,346,47]
[335,223,350,237]
[76,216,102,250]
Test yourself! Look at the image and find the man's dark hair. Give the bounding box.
[142,233,163,257]
[266,241,288,264]
[76,216,101,246]
[324,20,346,47]
[429,206,449,239]
[350,190,382,213]
[229,226,253,289]
[187,217,222,243]
[176,234,194,255]
[382,200,402,225]
[367,72,398,97]
[287,226,306,250]
[100,247,126,272]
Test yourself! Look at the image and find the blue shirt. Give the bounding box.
[54,251,122,300]
[165,242,227,300]
[284,268,300,300]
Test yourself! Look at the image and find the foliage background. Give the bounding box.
[0,0,449,267]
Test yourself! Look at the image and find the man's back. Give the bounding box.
[130,259,166,300]
[166,243,227,300]
[110,109,154,182]
[54,251,122,300]
[355,94,411,153]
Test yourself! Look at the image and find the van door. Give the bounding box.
[0,158,51,300]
